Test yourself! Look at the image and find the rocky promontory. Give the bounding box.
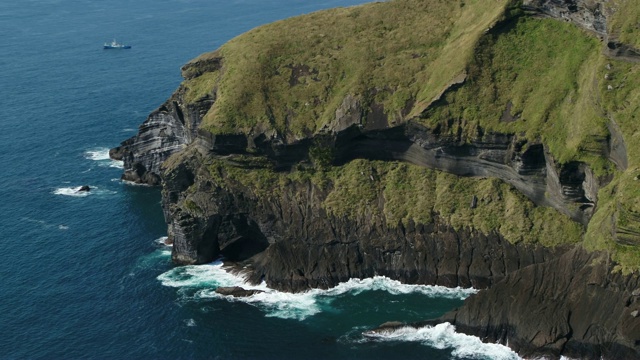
[112,0,640,358]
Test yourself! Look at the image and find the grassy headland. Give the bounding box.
[173,0,640,270]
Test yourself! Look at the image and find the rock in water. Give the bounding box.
[215,286,264,298]
[363,321,408,336]
[78,185,91,192]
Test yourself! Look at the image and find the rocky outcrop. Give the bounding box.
[109,85,214,185]
[215,286,264,297]
[366,247,640,359]
[522,0,640,62]
[605,40,640,62]
[439,247,640,359]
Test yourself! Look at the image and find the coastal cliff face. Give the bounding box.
[109,80,214,185]
[112,0,640,358]
[440,247,640,359]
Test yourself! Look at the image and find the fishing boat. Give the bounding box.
[103,39,131,49]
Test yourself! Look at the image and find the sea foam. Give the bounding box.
[84,147,123,169]
[53,186,116,197]
[155,236,172,247]
[84,148,111,161]
[53,186,92,197]
[364,323,522,360]
[158,262,477,320]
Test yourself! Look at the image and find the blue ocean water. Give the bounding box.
[0,1,520,359]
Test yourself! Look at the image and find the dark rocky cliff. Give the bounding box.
[162,145,566,291]
[112,0,640,358]
[109,76,215,185]
[372,247,640,359]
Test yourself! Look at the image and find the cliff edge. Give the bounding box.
[112,0,640,358]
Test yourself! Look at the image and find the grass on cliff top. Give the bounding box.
[424,16,610,175]
[193,0,511,138]
[608,0,640,49]
[584,56,640,273]
[179,0,640,269]
[207,157,583,247]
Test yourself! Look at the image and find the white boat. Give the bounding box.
[103,39,131,49]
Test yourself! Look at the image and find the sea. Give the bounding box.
[0,1,520,359]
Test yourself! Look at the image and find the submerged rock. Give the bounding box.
[78,185,91,192]
[215,286,264,298]
[364,321,408,336]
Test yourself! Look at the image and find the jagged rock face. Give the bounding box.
[438,247,640,359]
[522,0,609,35]
[162,148,561,292]
[109,87,213,185]
[188,119,600,226]
[333,122,600,225]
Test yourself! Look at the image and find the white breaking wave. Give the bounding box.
[84,147,124,169]
[23,217,68,230]
[159,249,172,257]
[121,179,152,187]
[53,186,116,197]
[154,236,172,247]
[320,277,476,299]
[158,262,477,320]
[84,148,111,161]
[158,261,246,288]
[364,323,521,360]
[53,186,92,197]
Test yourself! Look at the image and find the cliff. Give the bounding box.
[112,0,640,358]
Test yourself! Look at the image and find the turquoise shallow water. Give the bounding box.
[0,1,519,359]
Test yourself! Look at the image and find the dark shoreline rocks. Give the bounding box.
[365,247,640,360]
[363,246,640,359]
[215,286,264,297]
[440,247,640,359]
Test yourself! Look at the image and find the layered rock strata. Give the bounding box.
[162,146,564,291]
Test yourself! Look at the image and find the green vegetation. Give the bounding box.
[584,56,640,273]
[183,70,219,104]
[424,17,609,175]
[608,0,640,49]
[193,0,510,137]
[183,199,203,214]
[205,157,582,246]
[173,0,640,269]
